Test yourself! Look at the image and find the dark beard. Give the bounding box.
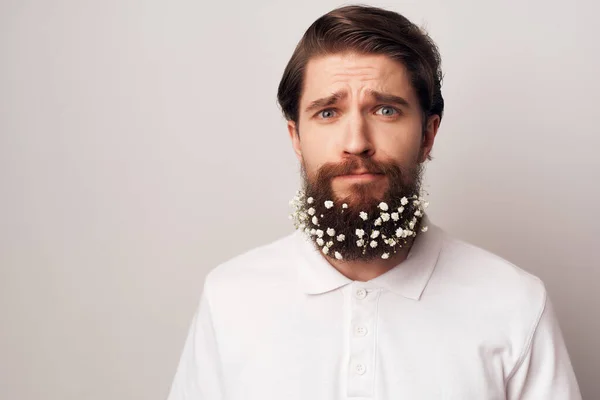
[293,156,426,262]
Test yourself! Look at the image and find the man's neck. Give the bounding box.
[323,236,416,282]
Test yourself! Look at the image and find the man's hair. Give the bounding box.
[277,4,444,132]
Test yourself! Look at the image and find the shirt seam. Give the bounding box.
[503,281,547,386]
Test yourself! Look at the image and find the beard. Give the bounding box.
[290,156,428,262]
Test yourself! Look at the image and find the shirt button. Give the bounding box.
[355,363,367,375]
[354,325,368,336]
[355,288,367,299]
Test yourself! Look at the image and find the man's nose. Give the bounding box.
[342,110,374,157]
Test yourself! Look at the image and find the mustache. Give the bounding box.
[316,157,395,181]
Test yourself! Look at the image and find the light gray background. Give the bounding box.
[1,0,598,399]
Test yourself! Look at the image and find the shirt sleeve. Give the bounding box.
[166,278,225,400]
[505,291,582,399]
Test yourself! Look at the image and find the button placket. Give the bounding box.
[347,284,380,397]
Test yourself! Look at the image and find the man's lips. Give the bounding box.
[335,172,385,181]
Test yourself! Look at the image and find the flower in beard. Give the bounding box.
[289,156,429,262]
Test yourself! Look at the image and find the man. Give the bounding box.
[167,5,581,399]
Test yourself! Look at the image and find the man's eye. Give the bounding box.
[318,109,337,119]
[376,106,399,116]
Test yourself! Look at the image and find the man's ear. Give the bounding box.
[287,120,302,162]
[420,114,440,163]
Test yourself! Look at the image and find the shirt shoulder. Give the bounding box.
[433,229,547,322]
[202,231,300,299]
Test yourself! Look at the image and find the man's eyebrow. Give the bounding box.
[304,89,411,114]
[304,90,348,114]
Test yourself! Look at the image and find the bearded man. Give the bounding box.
[167,5,581,399]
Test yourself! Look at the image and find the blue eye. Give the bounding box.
[318,109,337,119]
[376,106,399,116]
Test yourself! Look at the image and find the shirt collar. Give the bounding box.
[293,214,444,300]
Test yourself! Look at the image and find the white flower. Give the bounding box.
[342,203,348,209]
[299,223,306,230]
[381,253,390,259]
[322,246,329,254]
[374,218,382,226]
[326,241,333,247]
[378,202,389,211]
[391,212,399,221]
[359,211,368,221]
[414,210,422,217]
[423,201,430,209]
[316,229,324,237]
[409,221,415,229]
[308,207,316,216]
[404,229,413,237]
[370,240,378,248]
[307,197,314,204]
[355,229,365,238]
[356,239,365,247]
[316,238,324,246]
[413,200,420,206]
[334,251,343,260]
[397,206,404,213]
[327,228,335,236]
[371,230,380,239]
[401,197,408,206]
[310,228,316,235]
[324,200,334,209]
[396,228,403,237]
[381,213,390,222]
[337,234,346,242]
[388,239,397,246]
[312,216,319,225]
[421,226,429,232]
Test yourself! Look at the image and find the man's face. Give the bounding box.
[288,52,439,207]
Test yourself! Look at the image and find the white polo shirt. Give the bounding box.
[167,216,581,399]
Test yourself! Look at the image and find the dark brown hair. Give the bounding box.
[277,4,444,132]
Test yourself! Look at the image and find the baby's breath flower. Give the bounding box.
[423,202,429,209]
[307,197,314,204]
[335,251,343,260]
[388,239,397,246]
[414,210,422,217]
[409,221,415,229]
[413,200,421,206]
[312,216,319,225]
[381,253,390,259]
[381,213,390,222]
[342,203,348,209]
[359,211,368,221]
[316,229,324,238]
[378,202,389,211]
[401,197,408,206]
[421,226,429,232]
[324,200,334,209]
[310,228,316,235]
[316,238,324,246]
[337,234,346,242]
[391,212,399,221]
[326,241,333,247]
[397,206,404,213]
[370,240,378,248]
[356,239,365,247]
[327,228,335,236]
[371,230,380,239]
[308,208,316,216]
[374,218,382,226]
[322,246,329,254]
[395,228,404,237]
[355,229,365,238]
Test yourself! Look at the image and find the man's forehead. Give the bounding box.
[302,52,414,104]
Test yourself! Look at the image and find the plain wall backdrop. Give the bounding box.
[1,0,598,398]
